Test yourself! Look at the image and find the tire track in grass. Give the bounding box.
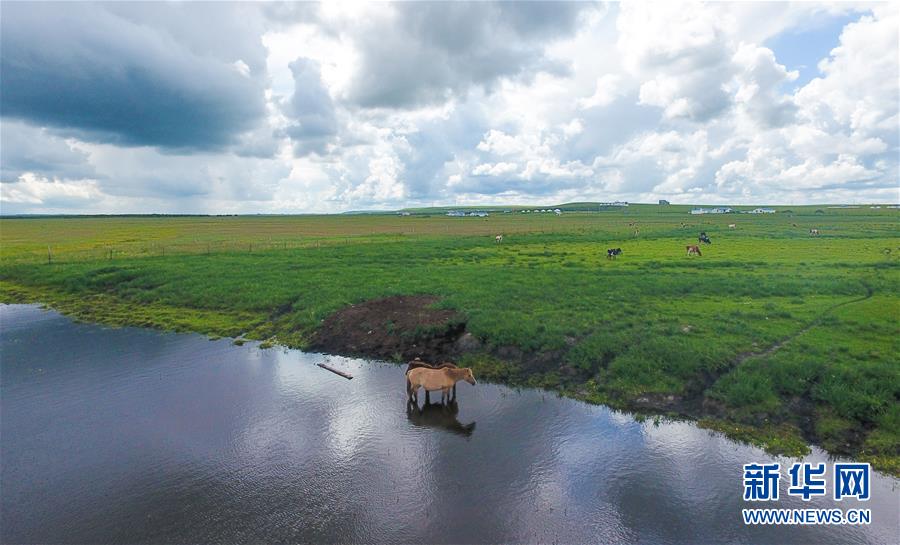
[730,283,874,368]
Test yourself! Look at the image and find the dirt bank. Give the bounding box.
[309,295,475,362]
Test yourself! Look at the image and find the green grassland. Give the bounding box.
[1,204,898,473]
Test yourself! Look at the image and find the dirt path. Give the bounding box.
[633,285,877,416]
[732,284,874,367]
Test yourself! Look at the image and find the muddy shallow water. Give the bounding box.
[1,304,897,544]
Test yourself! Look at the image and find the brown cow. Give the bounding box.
[686,245,702,256]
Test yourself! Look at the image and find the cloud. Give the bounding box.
[578,75,625,109]
[0,173,102,208]
[0,2,268,150]
[282,58,338,156]
[340,2,594,108]
[0,120,96,182]
[795,7,899,137]
[712,6,899,200]
[730,44,798,128]
[472,162,519,177]
[1,2,897,213]
[618,2,734,121]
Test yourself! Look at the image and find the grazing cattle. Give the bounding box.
[810,229,819,236]
[495,234,503,243]
[407,367,476,405]
[728,224,736,229]
[607,248,623,259]
[698,232,712,244]
[686,245,702,256]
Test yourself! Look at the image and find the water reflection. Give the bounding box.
[2,304,897,545]
[406,400,476,437]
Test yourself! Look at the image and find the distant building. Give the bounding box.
[446,210,466,217]
[691,207,733,214]
[746,208,776,214]
[659,199,670,205]
[554,209,562,215]
[598,201,629,208]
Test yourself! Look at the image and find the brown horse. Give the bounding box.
[686,245,702,256]
[406,359,459,400]
[407,367,476,405]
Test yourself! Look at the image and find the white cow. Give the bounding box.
[728,223,736,229]
[495,234,503,244]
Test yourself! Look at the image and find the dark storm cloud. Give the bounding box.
[0,2,268,150]
[282,58,338,156]
[345,2,594,108]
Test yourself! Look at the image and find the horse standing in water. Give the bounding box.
[407,367,476,405]
[406,359,459,401]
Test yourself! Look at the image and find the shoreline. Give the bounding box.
[3,281,896,477]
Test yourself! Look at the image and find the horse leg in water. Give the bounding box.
[452,384,457,401]
[425,390,431,404]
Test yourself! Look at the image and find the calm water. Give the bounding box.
[1,304,897,544]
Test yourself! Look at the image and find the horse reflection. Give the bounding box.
[406,400,476,437]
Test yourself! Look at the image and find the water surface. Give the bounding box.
[1,304,897,544]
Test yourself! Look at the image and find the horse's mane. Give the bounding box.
[405,361,458,375]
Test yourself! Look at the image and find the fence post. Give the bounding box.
[47,246,52,265]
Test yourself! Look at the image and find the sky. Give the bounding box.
[0,1,897,214]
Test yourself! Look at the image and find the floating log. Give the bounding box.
[317,363,353,380]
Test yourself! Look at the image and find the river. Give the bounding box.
[1,304,897,544]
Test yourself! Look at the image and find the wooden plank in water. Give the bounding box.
[317,363,353,380]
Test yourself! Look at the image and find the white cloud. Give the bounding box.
[795,7,899,135]
[730,43,798,127]
[472,162,519,176]
[1,2,897,213]
[1,173,102,205]
[578,74,624,109]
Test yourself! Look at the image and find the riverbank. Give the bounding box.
[1,211,897,475]
[6,302,897,544]
[2,278,897,476]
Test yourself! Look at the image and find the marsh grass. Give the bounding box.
[1,205,898,473]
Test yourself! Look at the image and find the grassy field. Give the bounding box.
[1,204,898,474]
